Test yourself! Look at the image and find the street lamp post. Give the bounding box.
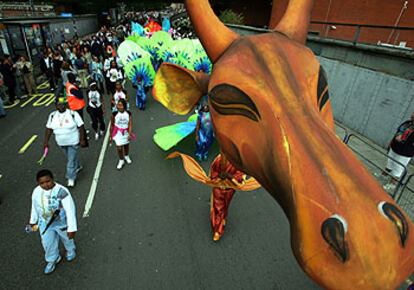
[29,0,35,16]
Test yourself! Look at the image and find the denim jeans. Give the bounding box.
[0,96,6,116]
[40,219,76,263]
[60,145,80,180]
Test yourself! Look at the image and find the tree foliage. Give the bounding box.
[219,9,245,25]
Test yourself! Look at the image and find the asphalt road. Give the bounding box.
[0,82,320,289]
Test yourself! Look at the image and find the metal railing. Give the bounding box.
[310,21,414,46]
[343,133,408,199]
[394,174,414,221]
[339,127,413,220]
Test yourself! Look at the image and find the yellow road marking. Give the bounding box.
[33,93,54,107]
[45,94,56,107]
[18,135,38,154]
[3,99,20,109]
[36,81,49,90]
[20,93,42,107]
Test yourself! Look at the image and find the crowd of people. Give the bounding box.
[26,22,137,275]
[21,10,222,275]
[0,25,128,114]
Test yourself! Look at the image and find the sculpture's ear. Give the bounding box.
[153,63,210,115]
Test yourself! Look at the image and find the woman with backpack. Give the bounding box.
[43,98,88,187]
[73,53,88,89]
[16,56,36,96]
[90,55,105,93]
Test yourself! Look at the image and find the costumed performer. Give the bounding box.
[209,153,246,241]
[167,152,261,242]
[133,76,150,111]
[195,102,214,161]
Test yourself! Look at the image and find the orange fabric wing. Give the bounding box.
[167,152,261,191]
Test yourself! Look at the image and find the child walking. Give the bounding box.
[110,98,133,170]
[27,169,77,274]
[106,60,123,95]
[86,82,106,140]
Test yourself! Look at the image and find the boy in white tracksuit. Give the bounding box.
[29,169,77,274]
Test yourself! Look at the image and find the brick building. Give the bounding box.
[270,0,414,48]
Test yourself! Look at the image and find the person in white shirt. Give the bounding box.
[110,98,133,170]
[28,169,77,274]
[106,60,123,94]
[103,55,123,73]
[43,98,87,187]
[86,82,106,140]
[111,81,129,113]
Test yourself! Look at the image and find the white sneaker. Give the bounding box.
[95,133,99,140]
[117,160,125,170]
[99,130,105,136]
[67,179,75,187]
[124,155,132,164]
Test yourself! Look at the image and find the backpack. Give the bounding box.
[75,58,85,70]
[50,110,76,123]
[22,64,30,74]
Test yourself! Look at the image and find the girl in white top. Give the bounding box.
[106,60,123,94]
[87,82,106,140]
[111,81,129,112]
[110,98,133,170]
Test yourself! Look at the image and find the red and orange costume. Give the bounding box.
[209,154,245,241]
[167,152,261,241]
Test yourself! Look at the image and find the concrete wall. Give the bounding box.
[307,35,414,81]
[319,57,414,147]
[48,15,98,45]
[49,20,76,44]
[74,16,99,38]
[227,24,414,148]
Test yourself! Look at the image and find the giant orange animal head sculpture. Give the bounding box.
[153,0,414,288]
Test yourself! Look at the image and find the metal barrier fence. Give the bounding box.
[310,21,414,47]
[343,133,408,199]
[395,174,414,221]
[334,121,348,142]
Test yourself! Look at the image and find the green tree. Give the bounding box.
[219,9,245,25]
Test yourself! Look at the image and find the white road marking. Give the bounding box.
[18,135,38,154]
[82,126,111,218]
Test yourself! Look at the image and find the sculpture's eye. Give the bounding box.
[321,214,349,263]
[378,201,408,247]
[209,84,261,122]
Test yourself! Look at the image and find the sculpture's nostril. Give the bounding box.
[321,215,349,263]
[378,202,409,247]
